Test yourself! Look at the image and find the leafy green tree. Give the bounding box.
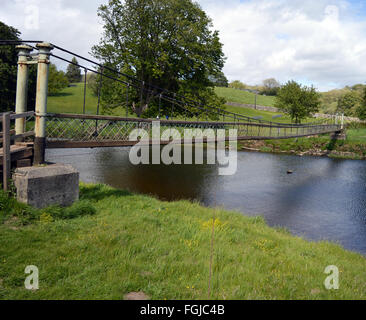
[229,80,246,90]
[356,88,366,120]
[66,57,81,83]
[0,21,37,113]
[87,72,98,96]
[261,78,280,96]
[275,80,320,123]
[337,91,361,116]
[210,71,229,87]
[0,22,21,112]
[92,0,226,117]
[48,64,69,95]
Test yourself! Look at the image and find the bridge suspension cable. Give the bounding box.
[0,39,332,127]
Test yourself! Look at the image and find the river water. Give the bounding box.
[46,148,366,255]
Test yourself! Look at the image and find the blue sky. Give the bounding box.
[1,0,366,91]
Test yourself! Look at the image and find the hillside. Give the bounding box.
[48,83,98,114]
[47,84,314,124]
[214,87,276,107]
[319,84,366,114]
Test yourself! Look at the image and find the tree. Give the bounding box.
[0,22,21,112]
[48,64,69,95]
[0,21,37,113]
[261,78,280,96]
[356,88,366,120]
[92,0,226,117]
[229,80,246,90]
[337,91,361,116]
[66,57,81,83]
[210,71,228,87]
[275,80,320,123]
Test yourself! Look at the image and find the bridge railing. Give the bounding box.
[0,111,35,191]
[45,113,342,148]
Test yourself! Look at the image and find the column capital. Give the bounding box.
[16,45,33,57]
[36,42,54,54]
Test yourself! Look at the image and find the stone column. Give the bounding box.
[34,42,53,165]
[15,45,33,137]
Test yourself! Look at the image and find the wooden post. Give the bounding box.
[2,112,11,192]
[255,93,257,110]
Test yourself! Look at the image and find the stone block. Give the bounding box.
[13,163,79,209]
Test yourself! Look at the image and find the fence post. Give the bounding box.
[15,45,33,138]
[341,113,344,130]
[2,112,11,192]
[34,42,53,165]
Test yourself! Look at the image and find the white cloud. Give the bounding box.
[199,0,366,91]
[1,0,366,91]
[0,0,106,69]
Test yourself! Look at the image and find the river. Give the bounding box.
[46,148,366,255]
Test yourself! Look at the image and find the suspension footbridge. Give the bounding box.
[0,40,343,189]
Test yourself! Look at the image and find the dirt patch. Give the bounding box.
[310,288,321,295]
[124,291,150,300]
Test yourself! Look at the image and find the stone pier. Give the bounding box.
[13,163,79,209]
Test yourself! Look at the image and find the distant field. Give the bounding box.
[47,84,315,124]
[225,104,294,123]
[47,83,135,117]
[48,83,99,114]
[48,84,282,120]
[215,87,276,107]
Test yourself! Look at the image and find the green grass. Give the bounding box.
[214,88,320,124]
[347,128,366,142]
[239,130,366,159]
[225,104,294,123]
[215,87,276,107]
[48,83,99,114]
[224,104,320,124]
[47,83,312,124]
[0,183,365,300]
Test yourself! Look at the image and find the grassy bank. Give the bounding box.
[239,128,366,160]
[0,183,365,300]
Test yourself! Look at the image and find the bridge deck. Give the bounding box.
[0,143,33,164]
[45,113,342,148]
[46,130,341,149]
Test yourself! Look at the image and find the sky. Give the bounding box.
[1,0,366,91]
